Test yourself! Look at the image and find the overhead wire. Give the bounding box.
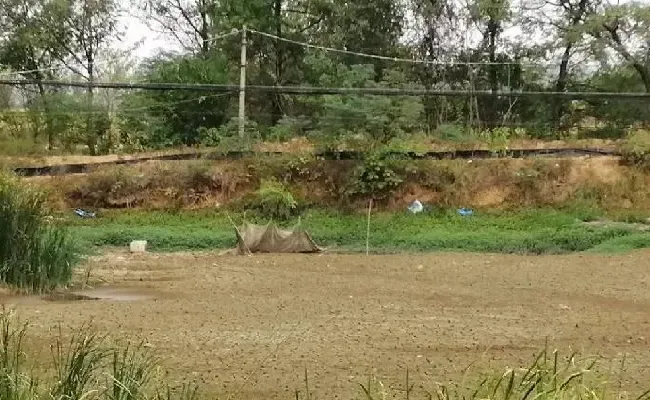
[1,79,649,99]
[0,92,233,117]
[248,28,550,67]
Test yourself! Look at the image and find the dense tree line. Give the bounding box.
[1,0,650,154]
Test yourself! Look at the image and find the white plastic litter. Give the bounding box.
[408,200,424,214]
[129,240,148,253]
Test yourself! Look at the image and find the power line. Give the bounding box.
[1,79,650,99]
[0,59,116,78]
[0,93,233,117]
[249,29,543,67]
[203,29,241,44]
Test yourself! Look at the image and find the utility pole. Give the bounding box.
[238,26,247,139]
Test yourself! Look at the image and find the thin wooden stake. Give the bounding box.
[366,199,373,256]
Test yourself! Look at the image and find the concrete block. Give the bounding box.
[129,240,147,253]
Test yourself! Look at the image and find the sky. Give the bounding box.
[118,16,172,58]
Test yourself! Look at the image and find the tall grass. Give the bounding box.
[0,308,200,400]
[355,347,649,400]
[0,173,77,292]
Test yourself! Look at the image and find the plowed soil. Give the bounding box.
[5,251,650,399]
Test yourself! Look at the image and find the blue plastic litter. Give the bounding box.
[74,209,96,218]
[457,208,473,216]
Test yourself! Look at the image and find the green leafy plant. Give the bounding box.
[244,178,299,220]
[347,156,403,201]
[0,173,77,293]
[267,116,309,142]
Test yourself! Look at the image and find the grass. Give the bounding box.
[354,348,648,400]
[0,173,77,293]
[0,307,199,400]
[63,208,650,255]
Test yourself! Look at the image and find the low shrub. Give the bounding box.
[242,178,300,221]
[620,130,650,170]
[73,166,148,208]
[347,156,403,201]
[0,173,77,292]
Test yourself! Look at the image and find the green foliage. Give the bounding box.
[243,178,299,221]
[426,347,622,400]
[304,60,425,148]
[199,117,261,149]
[620,130,650,170]
[64,208,646,255]
[347,156,403,200]
[0,309,201,400]
[0,173,76,292]
[3,0,650,154]
[434,124,473,142]
[120,54,233,148]
[267,116,309,142]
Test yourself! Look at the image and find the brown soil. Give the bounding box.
[7,250,650,399]
[25,155,650,212]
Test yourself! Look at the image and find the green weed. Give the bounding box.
[241,178,300,221]
[63,208,646,254]
[0,173,77,293]
[0,308,201,400]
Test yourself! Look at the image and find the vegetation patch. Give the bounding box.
[0,173,77,292]
[0,309,199,400]
[63,208,649,254]
[36,155,650,213]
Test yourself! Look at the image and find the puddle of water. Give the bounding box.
[0,287,159,305]
[43,293,100,302]
[69,288,155,302]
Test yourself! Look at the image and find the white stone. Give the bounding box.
[129,240,147,253]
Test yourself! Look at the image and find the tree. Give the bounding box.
[139,0,228,55]
[0,0,65,148]
[49,0,121,154]
[119,53,233,147]
[585,2,650,92]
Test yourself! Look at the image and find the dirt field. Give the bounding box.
[4,250,650,399]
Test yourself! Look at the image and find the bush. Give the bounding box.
[620,130,650,170]
[0,174,77,292]
[347,156,403,201]
[267,116,309,142]
[74,167,148,208]
[243,178,299,221]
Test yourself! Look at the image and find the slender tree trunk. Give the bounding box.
[552,0,589,131]
[199,0,210,55]
[552,44,573,131]
[86,45,97,156]
[633,63,650,93]
[36,82,56,151]
[601,23,650,92]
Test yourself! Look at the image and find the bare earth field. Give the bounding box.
[4,251,650,399]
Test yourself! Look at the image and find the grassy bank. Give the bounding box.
[65,208,650,254]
